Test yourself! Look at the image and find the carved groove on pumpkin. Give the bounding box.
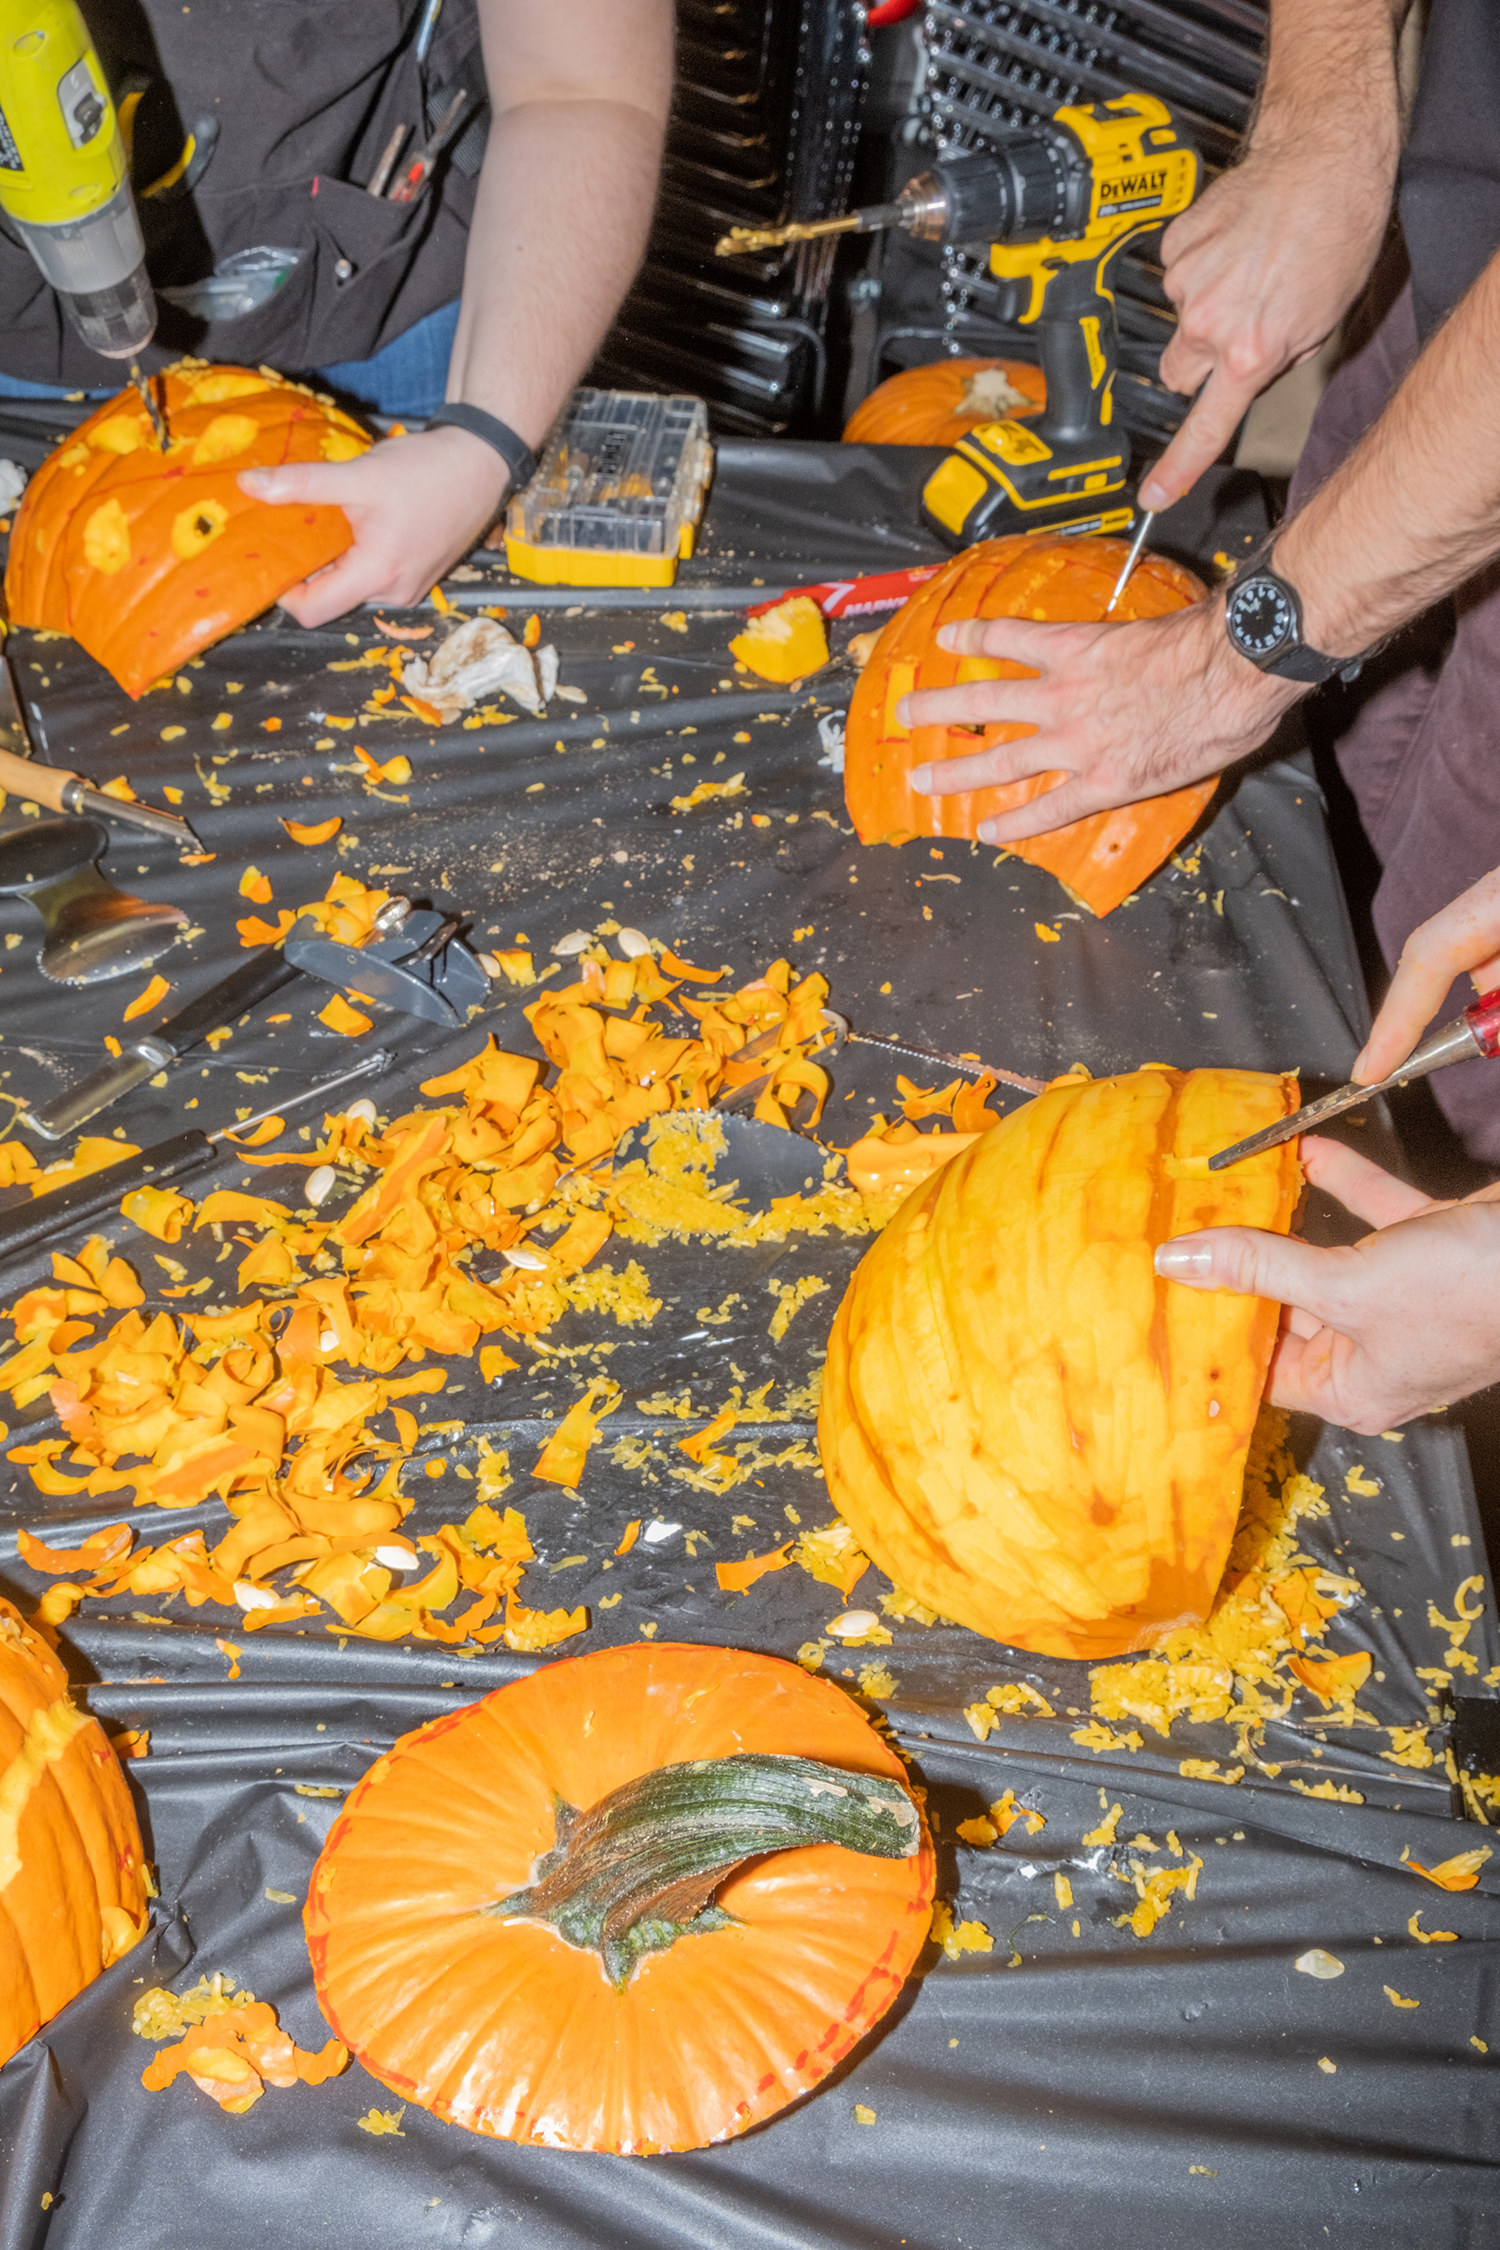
[493,1751,920,1988]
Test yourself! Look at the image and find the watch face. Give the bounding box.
[1227,575,1296,659]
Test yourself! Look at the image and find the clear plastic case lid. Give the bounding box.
[506,389,712,559]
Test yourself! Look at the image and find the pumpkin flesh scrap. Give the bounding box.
[844,536,1213,916]
[819,1068,1302,1661]
[305,1642,934,2154]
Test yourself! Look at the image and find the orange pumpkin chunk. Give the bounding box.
[844,535,1213,916]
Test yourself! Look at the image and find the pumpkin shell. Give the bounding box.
[844,535,1214,917]
[843,357,1046,447]
[818,1068,1302,1662]
[305,1641,935,2154]
[5,362,370,698]
[0,1594,149,2069]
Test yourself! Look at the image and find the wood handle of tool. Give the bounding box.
[0,745,71,813]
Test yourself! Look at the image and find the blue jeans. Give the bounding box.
[0,299,460,419]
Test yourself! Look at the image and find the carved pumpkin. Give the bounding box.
[843,357,1046,447]
[844,535,1213,916]
[819,1068,1302,1661]
[305,1641,933,2154]
[0,1593,150,2069]
[5,361,370,698]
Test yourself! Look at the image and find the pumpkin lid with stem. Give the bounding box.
[305,1640,934,2155]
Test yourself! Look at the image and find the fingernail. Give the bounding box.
[977,821,999,844]
[909,764,931,793]
[935,624,958,650]
[1350,1046,1369,1080]
[896,697,912,728]
[240,470,270,493]
[1137,481,1166,512]
[1154,1239,1213,1280]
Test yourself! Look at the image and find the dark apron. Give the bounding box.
[0,0,486,387]
[1399,0,1500,343]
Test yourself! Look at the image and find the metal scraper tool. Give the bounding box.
[0,815,187,984]
[1209,987,1500,1170]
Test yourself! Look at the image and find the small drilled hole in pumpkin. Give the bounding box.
[171,496,229,560]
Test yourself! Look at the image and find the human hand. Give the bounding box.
[239,426,509,627]
[1141,132,1396,512]
[1154,1135,1500,1431]
[1353,865,1500,1083]
[898,596,1297,847]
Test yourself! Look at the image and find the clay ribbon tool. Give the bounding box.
[0,1050,394,1266]
[0,650,200,847]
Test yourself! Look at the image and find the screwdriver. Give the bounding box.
[0,1048,394,1266]
[1209,989,1500,1170]
[1103,510,1154,617]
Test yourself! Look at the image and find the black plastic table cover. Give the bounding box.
[0,438,1495,2249]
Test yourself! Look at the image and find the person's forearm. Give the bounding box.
[1250,0,1407,168]
[446,5,672,452]
[1275,245,1500,656]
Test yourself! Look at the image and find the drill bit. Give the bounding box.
[129,361,168,450]
[716,205,907,257]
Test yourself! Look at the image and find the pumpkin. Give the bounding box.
[818,1067,1302,1662]
[0,1593,150,2070]
[843,357,1046,447]
[729,592,829,682]
[844,535,1214,917]
[5,361,370,698]
[305,1641,934,2154]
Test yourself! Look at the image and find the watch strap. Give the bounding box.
[426,403,538,490]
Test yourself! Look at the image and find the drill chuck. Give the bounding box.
[897,129,1093,248]
[9,178,154,355]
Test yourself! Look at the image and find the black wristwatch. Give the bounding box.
[1223,564,1365,685]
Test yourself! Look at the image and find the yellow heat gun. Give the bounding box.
[0,0,158,386]
[720,93,1199,545]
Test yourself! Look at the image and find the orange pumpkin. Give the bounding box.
[6,361,370,698]
[843,357,1046,447]
[305,1641,934,2154]
[0,1593,150,2068]
[844,535,1214,916]
[819,1068,1302,1662]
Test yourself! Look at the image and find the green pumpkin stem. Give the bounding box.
[493,1752,919,1988]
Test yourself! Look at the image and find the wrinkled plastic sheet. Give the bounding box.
[0,442,1496,2247]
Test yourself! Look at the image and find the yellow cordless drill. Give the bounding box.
[719,93,1199,545]
[0,0,163,430]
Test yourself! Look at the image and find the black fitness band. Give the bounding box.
[425,402,538,489]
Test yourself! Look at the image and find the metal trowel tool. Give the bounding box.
[0,816,186,984]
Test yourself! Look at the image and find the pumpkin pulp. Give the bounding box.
[495,1751,920,1988]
